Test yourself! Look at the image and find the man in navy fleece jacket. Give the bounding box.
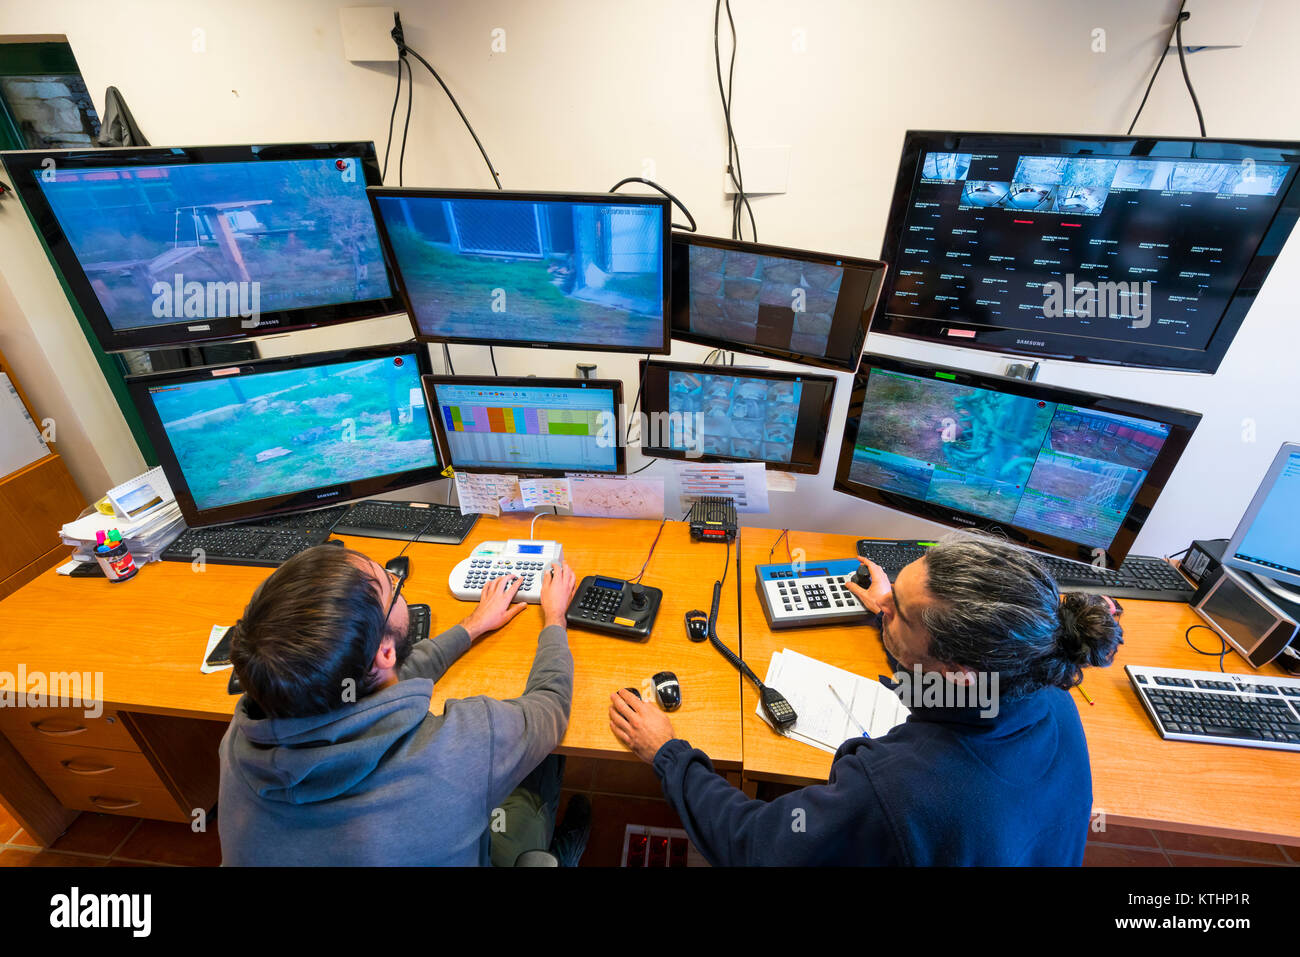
[609,535,1123,866]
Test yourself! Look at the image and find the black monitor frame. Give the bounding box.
[422,374,626,477]
[2,142,402,354]
[637,359,838,474]
[873,130,1300,373]
[127,342,441,528]
[368,186,672,354]
[833,353,1201,568]
[670,233,886,372]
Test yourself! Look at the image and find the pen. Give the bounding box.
[828,683,870,738]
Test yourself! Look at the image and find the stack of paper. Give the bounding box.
[59,477,185,565]
[758,648,910,753]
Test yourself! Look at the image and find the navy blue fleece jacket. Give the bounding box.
[654,685,1092,866]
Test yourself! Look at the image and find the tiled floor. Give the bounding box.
[3,765,1297,867]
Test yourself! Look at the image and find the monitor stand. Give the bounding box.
[1253,571,1300,608]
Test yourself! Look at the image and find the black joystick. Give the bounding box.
[629,583,647,610]
[851,565,872,589]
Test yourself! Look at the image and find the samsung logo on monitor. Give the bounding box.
[1016,339,1047,347]
[315,490,341,500]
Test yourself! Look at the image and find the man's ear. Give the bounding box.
[943,664,979,687]
[371,634,398,674]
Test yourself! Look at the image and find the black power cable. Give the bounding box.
[714,0,756,241]
[1128,4,1204,136]
[398,55,413,185]
[609,177,698,232]
[1173,11,1206,136]
[381,55,403,182]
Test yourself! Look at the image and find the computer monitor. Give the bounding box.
[127,344,440,527]
[422,375,625,476]
[670,234,887,372]
[873,131,1300,373]
[1,142,400,353]
[637,360,838,474]
[368,188,671,353]
[833,354,1201,567]
[1224,442,1300,601]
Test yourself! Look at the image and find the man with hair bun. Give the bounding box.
[610,532,1122,866]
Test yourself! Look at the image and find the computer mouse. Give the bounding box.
[685,611,709,643]
[386,555,410,581]
[623,687,642,700]
[851,564,872,588]
[653,672,681,711]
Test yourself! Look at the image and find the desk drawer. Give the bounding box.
[0,706,138,753]
[18,742,167,793]
[47,775,190,823]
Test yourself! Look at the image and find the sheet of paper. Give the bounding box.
[669,461,769,515]
[200,625,233,674]
[106,465,175,519]
[454,471,522,516]
[756,649,909,752]
[765,469,797,493]
[519,477,572,510]
[569,476,666,520]
[0,372,49,477]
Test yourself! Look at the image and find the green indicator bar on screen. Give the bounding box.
[549,421,589,436]
[934,372,957,381]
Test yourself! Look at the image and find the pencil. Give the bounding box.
[1076,684,1095,706]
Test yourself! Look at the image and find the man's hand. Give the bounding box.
[844,558,892,616]
[460,574,528,641]
[540,560,577,629]
[609,689,675,764]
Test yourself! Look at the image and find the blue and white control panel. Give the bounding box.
[755,558,874,630]
[450,539,564,603]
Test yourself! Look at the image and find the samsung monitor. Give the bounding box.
[422,375,624,476]
[874,131,1300,373]
[369,188,671,353]
[1,142,400,353]
[833,354,1201,567]
[637,360,837,474]
[127,343,440,527]
[1224,442,1300,600]
[670,234,886,372]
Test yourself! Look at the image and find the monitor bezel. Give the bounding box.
[872,130,1300,374]
[636,358,839,475]
[1223,441,1300,588]
[126,342,440,528]
[421,373,627,477]
[1,142,403,354]
[832,352,1202,568]
[368,186,672,354]
[669,233,887,372]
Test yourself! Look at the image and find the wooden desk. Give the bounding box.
[0,514,741,844]
[738,526,1300,847]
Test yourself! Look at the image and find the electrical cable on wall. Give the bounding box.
[1127,2,1205,137]
[609,177,698,232]
[714,0,756,241]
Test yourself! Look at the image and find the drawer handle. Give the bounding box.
[61,759,116,776]
[31,720,88,737]
[90,797,141,811]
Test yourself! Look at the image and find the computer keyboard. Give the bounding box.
[855,539,1196,602]
[251,504,349,532]
[1126,664,1300,752]
[332,500,479,545]
[162,526,333,568]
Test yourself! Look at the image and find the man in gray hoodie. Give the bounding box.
[218,542,576,866]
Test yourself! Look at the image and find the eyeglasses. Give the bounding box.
[383,568,406,626]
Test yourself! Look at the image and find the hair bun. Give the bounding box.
[1056,592,1124,671]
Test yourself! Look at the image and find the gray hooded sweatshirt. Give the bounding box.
[217,622,572,866]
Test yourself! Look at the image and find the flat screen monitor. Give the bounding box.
[1224,442,1300,593]
[422,375,624,476]
[833,354,1201,567]
[369,188,670,352]
[127,344,440,527]
[637,360,837,474]
[670,234,886,371]
[874,131,1300,373]
[2,142,400,353]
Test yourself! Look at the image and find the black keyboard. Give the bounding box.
[332,500,478,545]
[1127,665,1300,752]
[855,539,1196,602]
[251,504,349,532]
[162,526,332,568]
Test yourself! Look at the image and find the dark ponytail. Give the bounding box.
[1038,592,1124,691]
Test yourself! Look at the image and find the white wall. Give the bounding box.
[1,0,1297,555]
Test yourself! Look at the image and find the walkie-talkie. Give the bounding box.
[704,581,799,733]
[759,685,797,731]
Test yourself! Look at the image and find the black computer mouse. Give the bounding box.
[851,564,872,588]
[653,672,681,711]
[386,555,410,581]
[685,611,709,643]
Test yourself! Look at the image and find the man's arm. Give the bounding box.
[398,624,471,683]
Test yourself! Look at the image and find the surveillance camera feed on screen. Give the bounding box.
[848,367,1172,550]
[374,194,665,349]
[144,354,436,512]
[667,370,803,465]
[889,144,1297,355]
[32,156,390,331]
[432,382,619,473]
[679,241,876,366]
